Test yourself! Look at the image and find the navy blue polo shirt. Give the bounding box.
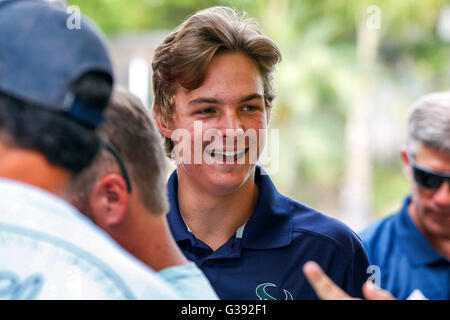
[360,196,450,300]
[167,166,370,300]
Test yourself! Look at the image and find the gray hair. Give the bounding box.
[407,91,450,156]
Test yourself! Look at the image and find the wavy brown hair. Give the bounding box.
[152,6,281,156]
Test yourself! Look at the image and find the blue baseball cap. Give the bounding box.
[0,0,114,128]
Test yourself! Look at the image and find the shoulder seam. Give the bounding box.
[287,198,362,257]
[292,227,358,257]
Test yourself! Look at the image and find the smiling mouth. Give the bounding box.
[431,209,450,218]
[207,148,249,163]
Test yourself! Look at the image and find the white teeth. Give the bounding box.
[208,150,246,157]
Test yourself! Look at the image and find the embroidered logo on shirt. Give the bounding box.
[407,289,429,300]
[255,283,293,300]
[0,271,44,300]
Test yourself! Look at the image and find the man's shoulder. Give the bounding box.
[358,212,399,265]
[0,180,179,299]
[281,195,369,299]
[285,196,365,258]
[157,262,219,300]
[359,213,398,245]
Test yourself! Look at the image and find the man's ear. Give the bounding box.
[153,106,173,139]
[266,107,271,124]
[400,147,412,180]
[89,173,129,228]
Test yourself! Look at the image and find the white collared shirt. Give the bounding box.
[0,178,179,300]
[157,262,218,300]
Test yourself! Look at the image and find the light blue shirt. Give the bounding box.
[158,262,219,299]
[0,178,179,299]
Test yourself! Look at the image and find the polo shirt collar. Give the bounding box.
[166,166,292,250]
[241,166,292,249]
[166,170,191,242]
[396,196,447,266]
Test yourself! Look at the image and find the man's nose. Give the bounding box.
[220,108,243,132]
[217,109,245,148]
[433,180,450,207]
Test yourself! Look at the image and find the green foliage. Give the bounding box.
[372,163,410,219]
[69,0,450,219]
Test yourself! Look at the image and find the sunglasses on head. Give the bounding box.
[100,138,132,193]
[407,154,450,190]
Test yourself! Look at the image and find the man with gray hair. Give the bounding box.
[359,91,450,300]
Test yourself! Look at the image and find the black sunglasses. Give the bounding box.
[101,138,132,193]
[408,154,450,190]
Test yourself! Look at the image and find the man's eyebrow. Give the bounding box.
[188,97,221,106]
[238,93,263,103]
[187,93,263,107]
[188,93,263,106]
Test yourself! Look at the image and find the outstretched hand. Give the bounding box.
[302,261,396,300]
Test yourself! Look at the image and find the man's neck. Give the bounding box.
[114,209,188,272]
[0,145,70,196]
[423,229,450,260]
[177,168,258,251]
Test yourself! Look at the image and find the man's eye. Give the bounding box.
[196,108,215,114]
[242,105,259,112]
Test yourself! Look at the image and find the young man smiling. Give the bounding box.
[153,6,370,299]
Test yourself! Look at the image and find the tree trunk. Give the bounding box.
[340,21,380,232]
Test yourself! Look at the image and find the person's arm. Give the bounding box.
[302,261,395,300]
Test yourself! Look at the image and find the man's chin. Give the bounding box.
[201,164,255,195]
[423,211,450,238]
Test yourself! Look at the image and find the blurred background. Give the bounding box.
[67,0,450,232]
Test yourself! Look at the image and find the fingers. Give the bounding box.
[303,261,397,300]
[302,261,355,300]
[362,281,396,300]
